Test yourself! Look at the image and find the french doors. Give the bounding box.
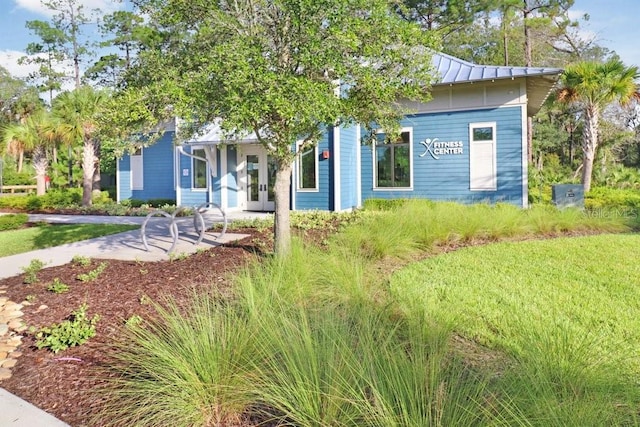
[243,146,276,211]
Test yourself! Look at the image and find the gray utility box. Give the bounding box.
[552,184,584,208]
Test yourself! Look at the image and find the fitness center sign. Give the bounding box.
[419,138,463,160]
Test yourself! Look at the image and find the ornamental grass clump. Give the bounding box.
[96,294,255,427]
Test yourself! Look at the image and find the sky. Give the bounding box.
[0,0,638,83]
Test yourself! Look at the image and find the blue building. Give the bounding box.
[117,53,562,211]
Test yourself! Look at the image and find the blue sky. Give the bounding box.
[0,0,638,82]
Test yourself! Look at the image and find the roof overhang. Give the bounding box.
[430,52,563,117]
[182,120,260,145]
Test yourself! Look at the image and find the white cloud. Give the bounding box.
[0,49,37,79]
[0,49,76,99]
[13,0,124,17]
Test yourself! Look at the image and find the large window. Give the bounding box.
[469,122,497,191]
[192,148,207,189]
[297,145,318,190]
[374,129,412,188]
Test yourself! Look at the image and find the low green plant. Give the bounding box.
[76,261,108,282]
[21,259,46,284]
[47,278,70,294]
[72,255,91,267]
[35,304,100,353]
[0,213,29,231]
[25,294,36,303]
[124,315,143,327]
[168,252,189,261]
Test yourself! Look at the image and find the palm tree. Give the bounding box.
[52,86,107,206]
[558,59,640,192]
[1,111,57,195]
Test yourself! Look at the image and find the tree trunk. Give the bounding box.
[17,150,24,173]
[523,3,533,164]
[82,139,96,206]
[32,145,48,196]
[273,159,293,256]
[581,105,599,192]
[92,139,101,192]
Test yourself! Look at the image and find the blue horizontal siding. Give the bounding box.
[340,125,358,210]
[118,132,176,202]
[118,156,132,200]
[295,131,331,210]
[360,106,524,206]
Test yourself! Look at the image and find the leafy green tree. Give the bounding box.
[399,0,494,38]
[52,86,107,206]
[87,10,159,88]
[126,0,438,254]
[558,59,640,191]
[1,111,58,195]
[19,20,67,103]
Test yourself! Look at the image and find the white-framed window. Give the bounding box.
[374,128,412,189]
[469,122,497,191]
[297,144,318,191]
[131,147,143,190]
[192,147,207,190]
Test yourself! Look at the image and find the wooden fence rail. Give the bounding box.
[0,185,37,194]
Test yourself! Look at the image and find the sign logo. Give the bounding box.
[420,138,463,160]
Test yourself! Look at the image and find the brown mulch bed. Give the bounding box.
[0,230,268,427]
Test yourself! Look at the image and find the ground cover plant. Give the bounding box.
[0,201,638,426]
[0,223,139,257]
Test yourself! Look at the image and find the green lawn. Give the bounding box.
[0,223,139,257]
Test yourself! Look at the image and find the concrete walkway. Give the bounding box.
[0,211,272,426]
[0,212,271,280]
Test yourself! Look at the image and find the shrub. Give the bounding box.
[35,304,99,353]
[22,259,46,284]
[586,187,640,210]
[0,213,28,231]
[76,261,108,282]
[147,198,177,208]
[25,196,42,211]
[0,195,29,210]
[47,278,70,294]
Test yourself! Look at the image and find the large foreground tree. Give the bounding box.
[128,0,438,255]
[558,59,639,191]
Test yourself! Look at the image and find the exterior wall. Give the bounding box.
[402,80,526,114]
[294,131,332,210]
[178,145,209,206]
[225,145,239,209]
[360,106,525,206]
[339,125,359,211]
[117,132,176,202]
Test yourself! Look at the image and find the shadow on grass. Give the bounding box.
[30,224,139,251]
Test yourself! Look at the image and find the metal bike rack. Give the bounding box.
[140,204,228,255]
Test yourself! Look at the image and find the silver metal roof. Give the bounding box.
[431,52,563,116]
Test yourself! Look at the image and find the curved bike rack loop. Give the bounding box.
[141,210,179,254]
[193,202,227,245]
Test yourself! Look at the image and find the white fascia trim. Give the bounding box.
[220,146,228,210]
[174,147,182,206]
[333,126,341,211]
[356,124,362,208]
[521,101,529,207]
[116,158,121,203]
